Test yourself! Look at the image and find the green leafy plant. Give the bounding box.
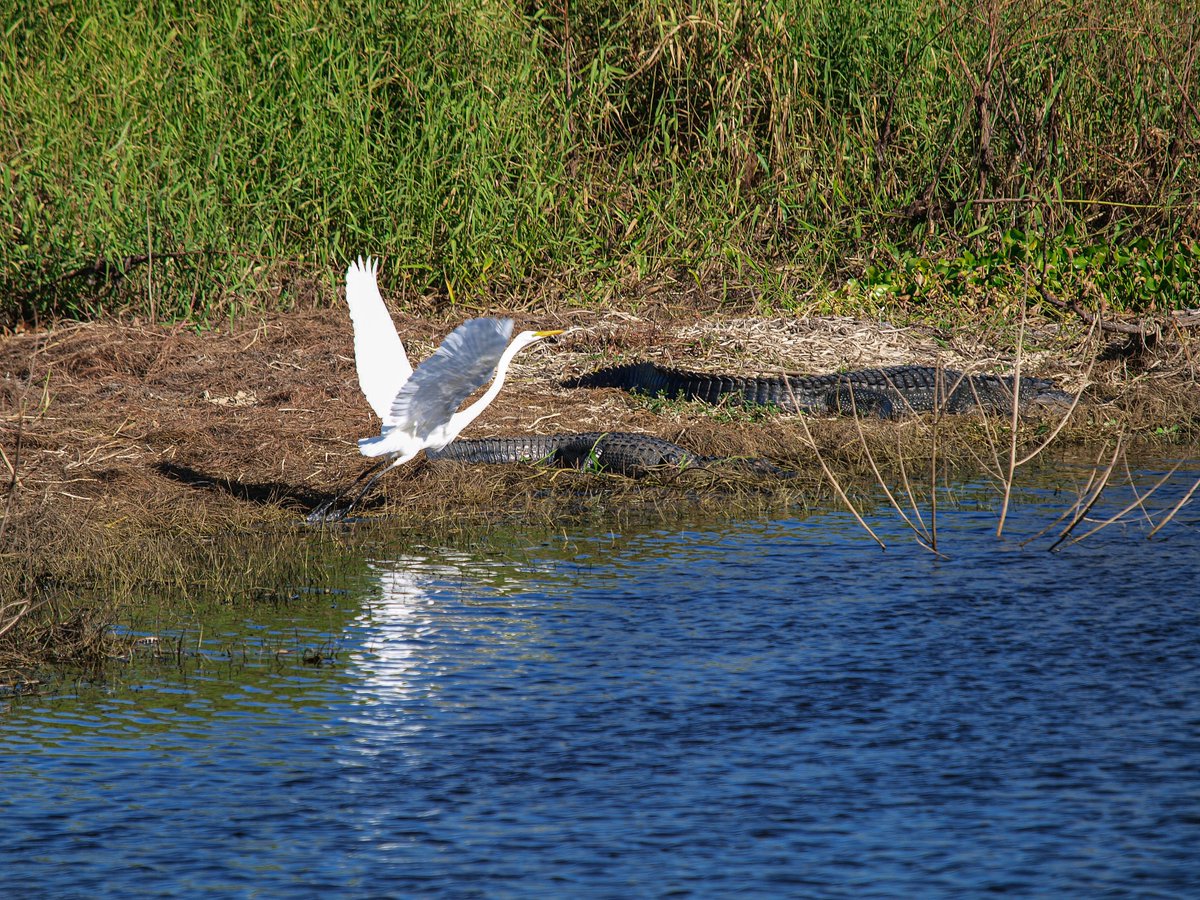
[855,229,1200,313]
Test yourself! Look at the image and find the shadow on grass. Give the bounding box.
[153,461,334,512]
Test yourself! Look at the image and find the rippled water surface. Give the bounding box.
[4,464,1200,897]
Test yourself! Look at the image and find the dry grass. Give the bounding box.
[2,302,1196,525]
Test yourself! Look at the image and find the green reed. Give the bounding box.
[2,0,1197,323]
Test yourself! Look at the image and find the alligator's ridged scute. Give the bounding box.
[568,362,1073,416]
[426,432,785,477]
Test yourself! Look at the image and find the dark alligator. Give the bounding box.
[308,431,787,522]
[567,362,1074,417]
[427,431,786,477]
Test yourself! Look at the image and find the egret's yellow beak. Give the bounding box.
[535,329,565,338]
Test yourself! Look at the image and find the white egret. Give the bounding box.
[309,256,562,522]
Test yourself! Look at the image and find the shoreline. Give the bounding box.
[2,304,1198,681]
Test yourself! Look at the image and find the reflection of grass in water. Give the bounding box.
[117,604,350,685]
[0,501,369,689]
[21,611,359,733]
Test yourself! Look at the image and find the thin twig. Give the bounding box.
[928,370,939,555]
[803,419,885,549]
[997,301,1027,537]
[1049,438,1125,551]
[787,383,885,550]
[0,599,45,640]
[848,386,937,553]
[1121,454,1158,528]
[1020,447,1106,548]
[1147,475,1200,538]
[895,428,929,535]
[1065,460,1186,546]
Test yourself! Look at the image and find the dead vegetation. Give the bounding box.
[1,302,1198,684]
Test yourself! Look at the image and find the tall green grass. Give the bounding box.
[2,0,1197,323]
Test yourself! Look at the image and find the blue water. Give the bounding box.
[3,463,1200,897]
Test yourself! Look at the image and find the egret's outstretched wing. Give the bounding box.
[345,256,412,421]
[387,317,514,440]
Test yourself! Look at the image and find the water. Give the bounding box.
[3,462,1200,897]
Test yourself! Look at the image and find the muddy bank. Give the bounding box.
[3,303,1198,527]
[1,302,1198,680]
[2,304,1196,512]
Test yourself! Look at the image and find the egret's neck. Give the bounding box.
[449,337,530,432]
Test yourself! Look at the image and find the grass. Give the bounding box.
[2,0,1198,325]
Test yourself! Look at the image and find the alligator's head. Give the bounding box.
[1016,376,1078,409]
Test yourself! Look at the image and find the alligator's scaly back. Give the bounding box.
[568,362,1073,416]
[427,431,787,477]
[312,431,786,522]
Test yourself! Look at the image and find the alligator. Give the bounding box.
[308,431,787,522]
[426,431,787,477]
[567,362,1075,417]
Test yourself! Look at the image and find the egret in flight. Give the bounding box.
[308,257,562,522]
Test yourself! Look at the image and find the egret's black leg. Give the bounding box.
[337,463,396,517]
[306,457,393,524]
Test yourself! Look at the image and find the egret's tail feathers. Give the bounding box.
[357,432,421,462]
[357,434,395,457]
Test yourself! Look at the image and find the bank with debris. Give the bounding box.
[2,304,1198,683]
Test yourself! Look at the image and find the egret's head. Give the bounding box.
[511,327,564,351]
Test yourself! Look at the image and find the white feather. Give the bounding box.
[357,323,555,459]
[345,256,411,422]
[326,253,562,520]
[385,317,513,440]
